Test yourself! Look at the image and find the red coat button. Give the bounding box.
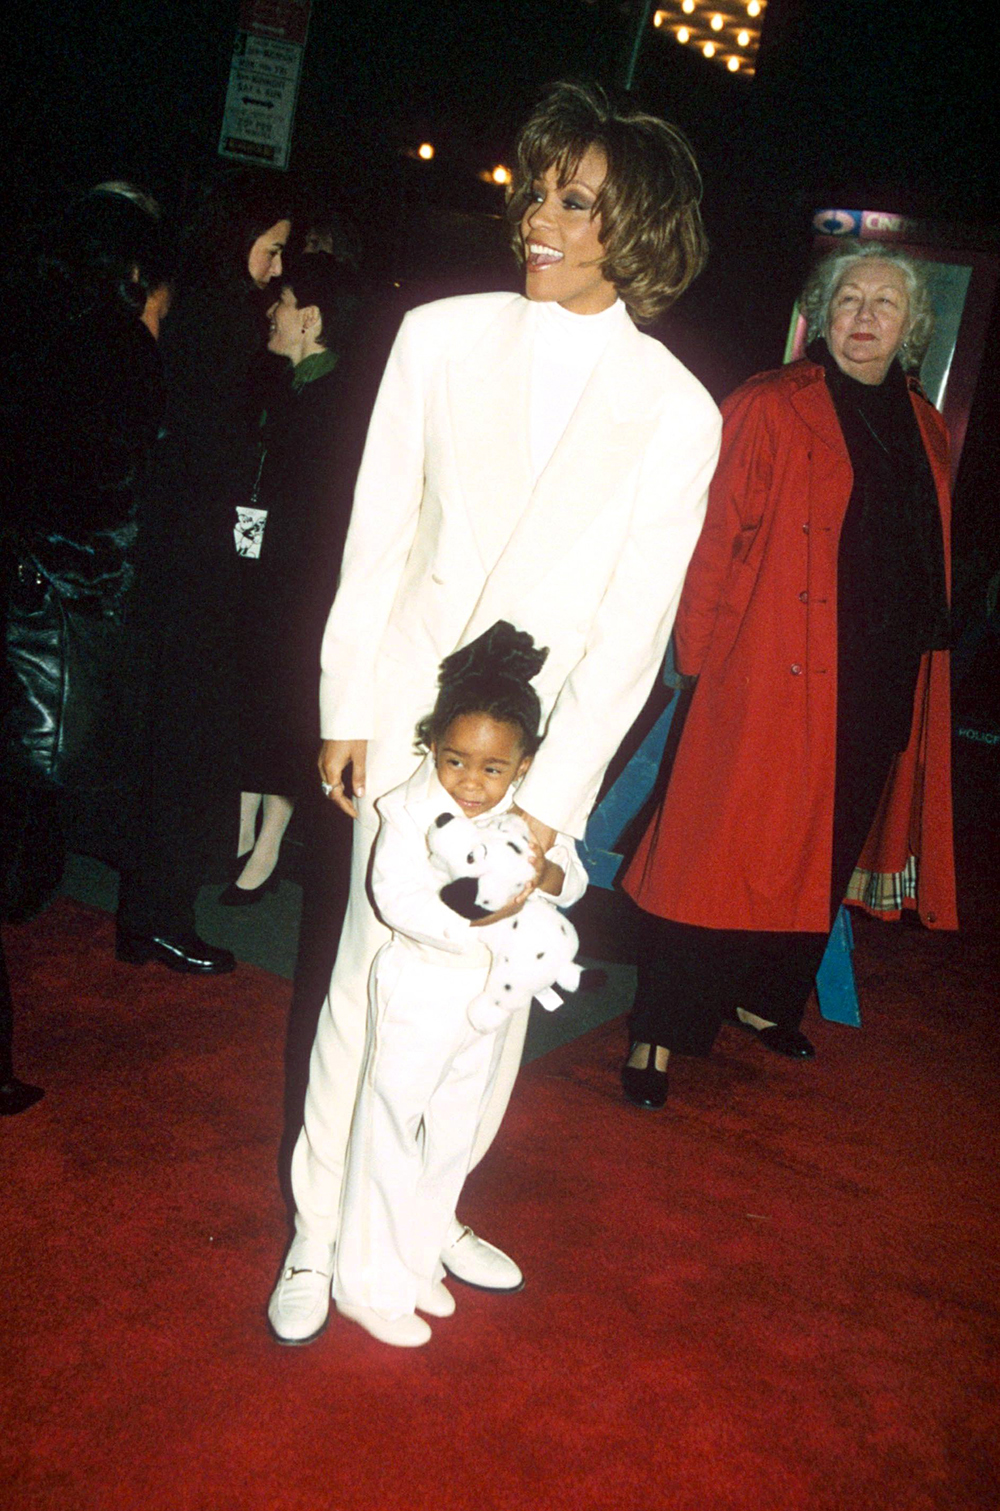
[790,664,802,675]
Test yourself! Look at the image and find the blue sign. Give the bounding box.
[812,209,863,237]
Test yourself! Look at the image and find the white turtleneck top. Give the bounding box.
[528,296,627,485]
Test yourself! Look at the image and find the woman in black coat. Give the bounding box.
[115,172,292,972]
[222,255,363,903]
[1,184,172,1111]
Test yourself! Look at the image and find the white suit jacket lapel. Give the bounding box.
[446,298,533,572]
[462,311,664,641]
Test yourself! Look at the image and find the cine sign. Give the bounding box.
[218,0,312,171]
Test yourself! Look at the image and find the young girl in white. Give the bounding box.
[332,622,587,1347]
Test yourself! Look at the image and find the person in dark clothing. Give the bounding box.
[115,172,292,972]
[222,255,363,904]
[1,183,172,1110]
[621,241,955,1110]
[1,185,170,843]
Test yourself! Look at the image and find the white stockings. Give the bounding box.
[236,792,294,890]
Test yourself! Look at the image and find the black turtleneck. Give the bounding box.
[809,338,949,752]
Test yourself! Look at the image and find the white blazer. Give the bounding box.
[319,292,721,838]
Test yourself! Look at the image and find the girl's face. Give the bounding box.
[433,713,531,818]
[247,219,291,289]
[521,146,616,316]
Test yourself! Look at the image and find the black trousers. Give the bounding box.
[116,786,230,937]
[630,916,829,1053]
[630,669,910,1054]
[0,934,14,1083]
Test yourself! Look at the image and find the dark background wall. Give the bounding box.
[9,1,996,366]
[8,0,998,591]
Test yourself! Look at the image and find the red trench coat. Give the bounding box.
[622,358,957,934]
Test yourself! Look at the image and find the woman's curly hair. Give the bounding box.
[800,239,936,372]
[506,80,708,326]
[416,621,549,757]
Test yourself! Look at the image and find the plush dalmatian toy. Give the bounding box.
[427,810,603,1034]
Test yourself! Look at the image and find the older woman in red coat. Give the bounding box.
[620,240,955,1109]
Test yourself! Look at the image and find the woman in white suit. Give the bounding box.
[269,81,722,1344]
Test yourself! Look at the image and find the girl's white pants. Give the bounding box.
[333,940,501,1318]
[289,797,529,1248]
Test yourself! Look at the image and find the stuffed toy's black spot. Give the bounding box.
[440,877,490,920]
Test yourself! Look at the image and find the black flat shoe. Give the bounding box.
[621,1042,669,1109]
[738,1020,815,1058]
[0,1078,45,1115]
[218,872,279,907]
[116,926,236,974]
[227,853,254,882]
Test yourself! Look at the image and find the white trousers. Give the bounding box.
[290,791,529,1246]
[333,942,501,1318]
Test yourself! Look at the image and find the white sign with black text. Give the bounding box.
[218,30,303,170]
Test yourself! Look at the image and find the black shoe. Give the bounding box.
[115,926,236,974]
[0,1078,45,1115]
[225,853,253,882]
[621,1042,669,1109]
[738,1020,815,1058]
[217,872,279,907]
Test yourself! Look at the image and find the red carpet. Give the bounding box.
[2,894,998,1511]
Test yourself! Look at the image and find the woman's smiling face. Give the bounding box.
[521,146,617,316]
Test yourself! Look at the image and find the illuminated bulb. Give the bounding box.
[492,164,511,186]
[417,142,434,161]
[747,0,760,15]
[711,13,723,30]
[703,40,716,57]
[738,28,750,44]
[677,25,690,42]
[727,55,740,71]
[681,0,695,13]
[653,9,666,26]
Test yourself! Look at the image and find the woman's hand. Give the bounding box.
[318,739,368,819]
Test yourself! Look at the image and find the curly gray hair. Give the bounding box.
[800,240,935,371]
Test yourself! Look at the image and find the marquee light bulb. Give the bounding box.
[748,0,761,15]
[682,0,695,13]
[418,142,434,161]
[492,165,511,185]
[738,28,750,44]
[711,14,723,30]
[728,55,740,70]
[677,25,690,42]
[653,9,666,26]
[703,40,716,57]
